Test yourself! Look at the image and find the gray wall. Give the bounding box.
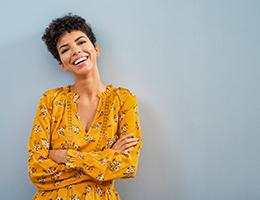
[1,0,260,199]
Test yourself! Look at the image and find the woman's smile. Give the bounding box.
[73,55,88,67]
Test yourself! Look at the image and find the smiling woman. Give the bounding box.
[28,14,142,200]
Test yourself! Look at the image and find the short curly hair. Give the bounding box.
[42,13,97,62]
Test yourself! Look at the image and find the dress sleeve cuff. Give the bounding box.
[65,149,84,169]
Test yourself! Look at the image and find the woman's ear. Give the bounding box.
[59,61,68,71]
[95,44,100,57]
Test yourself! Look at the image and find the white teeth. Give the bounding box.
[74,57,87,65]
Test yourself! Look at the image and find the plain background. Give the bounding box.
[1,0,260,199]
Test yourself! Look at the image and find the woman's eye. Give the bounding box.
[79,41,86,45]
[61,49,68,54]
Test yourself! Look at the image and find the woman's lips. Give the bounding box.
[73,56,88,66]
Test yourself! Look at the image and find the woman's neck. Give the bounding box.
[71,70,106,101]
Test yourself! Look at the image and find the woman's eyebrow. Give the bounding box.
[75,36,86,42]
[59,44,68,51]
[59,36,87,50]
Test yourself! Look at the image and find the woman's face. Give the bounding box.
[56,30,99,77]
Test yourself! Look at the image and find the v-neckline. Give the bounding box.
[66,84,113,134]
[77,97,101,134]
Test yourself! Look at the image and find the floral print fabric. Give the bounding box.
[28,85,142,200]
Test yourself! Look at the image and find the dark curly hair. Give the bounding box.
[42,13,97,62]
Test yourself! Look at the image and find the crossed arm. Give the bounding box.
[49,133,139,164]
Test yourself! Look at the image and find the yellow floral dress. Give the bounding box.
[28,85,142,200]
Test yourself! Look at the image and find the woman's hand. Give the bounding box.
[111,133,139,154]
[49,149,68,164]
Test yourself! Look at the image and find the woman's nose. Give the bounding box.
[72,46,82,56]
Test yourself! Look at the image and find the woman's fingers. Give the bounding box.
[121,139,139,149]
[111,133,139,154]
[118,133,137,145]
[121,139,139,153]
[112,133,132,147]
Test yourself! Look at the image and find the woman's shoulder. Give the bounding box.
[110,86,138,106]
[112,86,136,97]
[40,85,69,101]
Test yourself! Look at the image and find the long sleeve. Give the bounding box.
[65,92,142,182]
[28,91,91,191]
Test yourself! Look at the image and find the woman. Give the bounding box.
[28,14,142,200]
